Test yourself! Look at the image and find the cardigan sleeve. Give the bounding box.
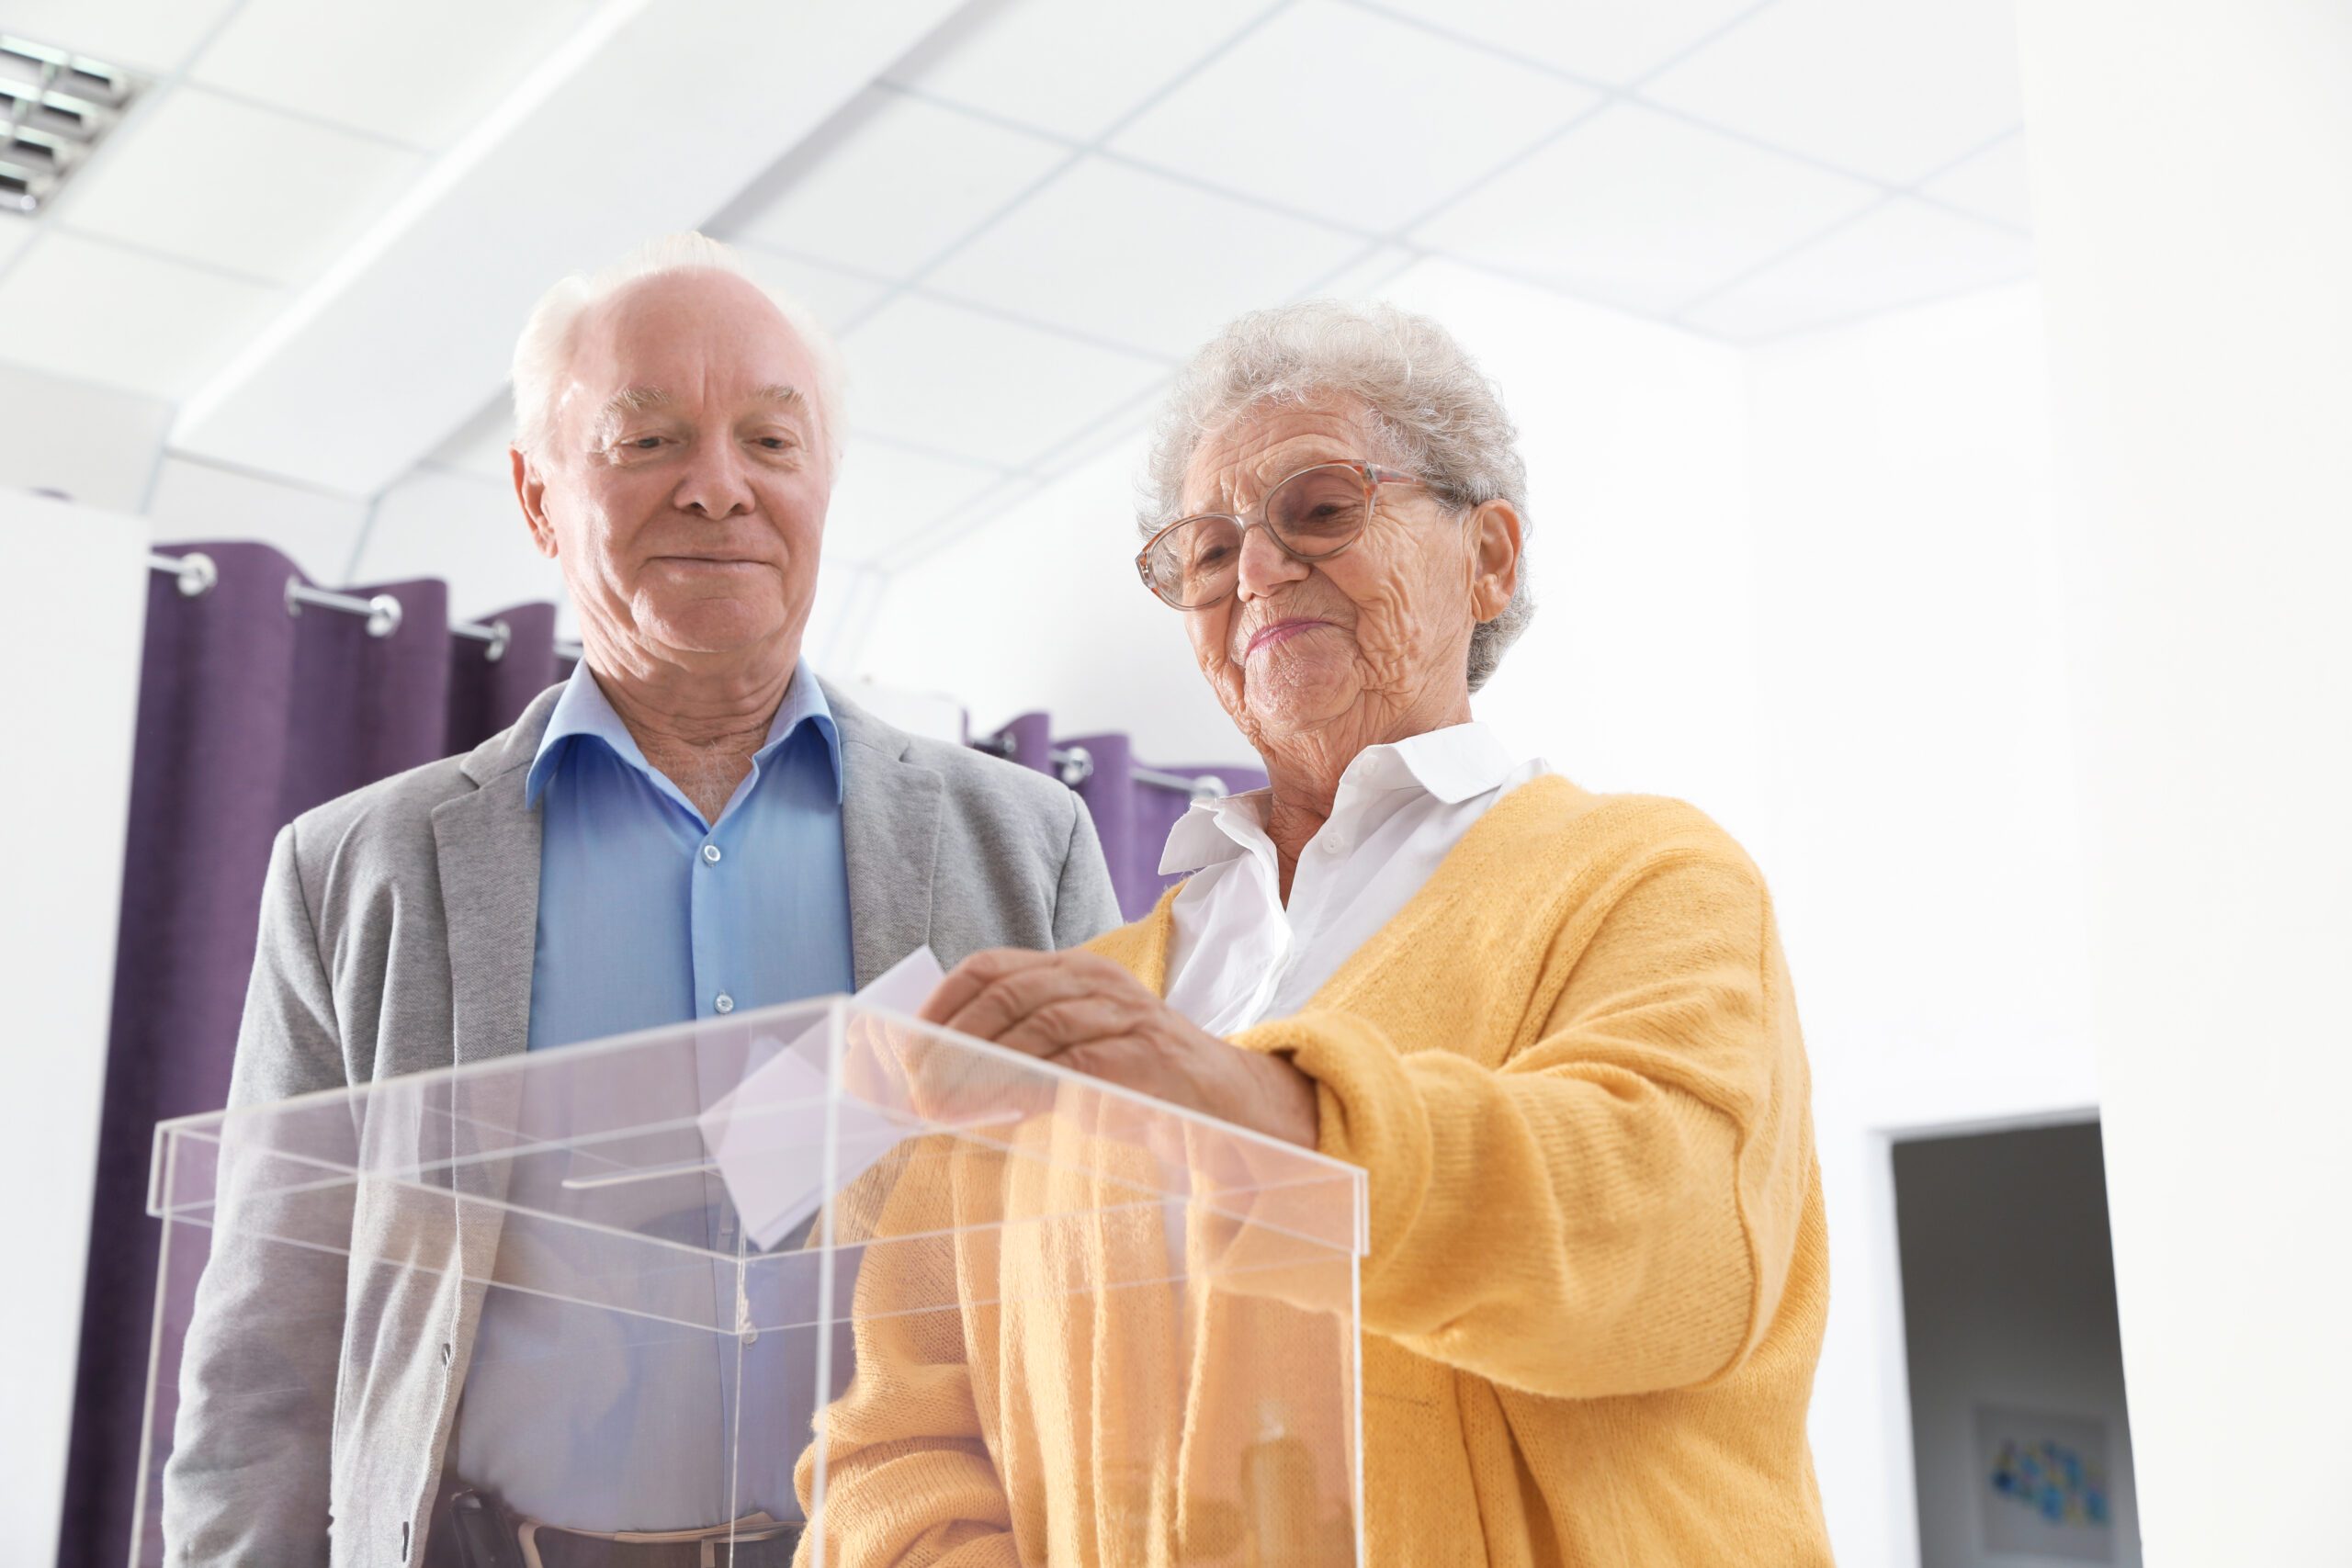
[791,1264,1020,1567]
[1233,842,1811,1401]
[793,1161,1022,1568]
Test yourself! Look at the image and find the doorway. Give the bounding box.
[1893,1120,2140,1566]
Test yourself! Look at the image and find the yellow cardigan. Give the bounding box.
[800,776,1832,1566]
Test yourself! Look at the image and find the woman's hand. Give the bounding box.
[919,948,1320,1149]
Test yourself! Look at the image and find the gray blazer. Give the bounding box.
[161,681,1120,1567]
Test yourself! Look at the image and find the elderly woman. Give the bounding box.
[819,301,1830,1566]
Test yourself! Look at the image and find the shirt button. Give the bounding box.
[715,992,735,1014]
[702,843,722,864]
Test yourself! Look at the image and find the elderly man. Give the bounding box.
[162,233,1119,1566]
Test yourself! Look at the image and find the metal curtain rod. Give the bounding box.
[285,577,402,638]
[142,553,511,658]
[1029,740,1224,802]
[1134,763,1226,801]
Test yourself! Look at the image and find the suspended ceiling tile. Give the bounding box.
[840,294,1168,468]
[825,436,1008,563]
[1108,0,1598,235]
[732,244,892,333]
[1313,242,1426,299]
[63,86,425,287]
[728,90,1069,280]
[1678,197,2036,342]
[424,394,517,484]
[882,0,1267,144]
[1365,0,1766,86]
[1639,0,2025,186]
[1419,101,1881,318]
[924,155,1365,359]
[0,231,280,400]
[2,0,243,74]
[167,0,967,498]
[187,0,601,151]
[0,214,34,272]
[1919,130,2034,232]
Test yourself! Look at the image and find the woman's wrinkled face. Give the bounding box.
[1177,398,1513,756]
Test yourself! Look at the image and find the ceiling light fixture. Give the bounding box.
[0,33,137,215]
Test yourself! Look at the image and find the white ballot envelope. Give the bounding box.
[697,946,946,1250]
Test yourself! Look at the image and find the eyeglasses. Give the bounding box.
[1135,460,1427,610]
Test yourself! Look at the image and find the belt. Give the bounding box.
[444,1490,798,1568]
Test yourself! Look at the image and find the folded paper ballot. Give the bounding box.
[697,946,946,1250]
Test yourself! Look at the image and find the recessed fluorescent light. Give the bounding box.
[0,33,138,214]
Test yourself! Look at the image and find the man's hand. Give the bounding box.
[919,948,1320,1149]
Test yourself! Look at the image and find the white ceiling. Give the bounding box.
[0,0,2034,576]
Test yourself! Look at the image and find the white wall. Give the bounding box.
[2017,4,2352,1562]
[351,463,571,628]
[0,361,172,514]
[0,491,150,1568]
[146,455,369,585]
[848,431,1247,761]
[1747,283,2100,1568]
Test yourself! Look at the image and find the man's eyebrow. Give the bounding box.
[595,386,676,425]
[750,383,808,412]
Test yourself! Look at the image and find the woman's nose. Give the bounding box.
[1235,522,1307,599]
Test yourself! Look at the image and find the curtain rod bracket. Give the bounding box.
[146,551,216,598]
[1133,765,1225,801]
[285,576,401,638]
[452,616,511,662]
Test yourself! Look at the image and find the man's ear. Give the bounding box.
[514,446,559,560]
[1467,498,1522,623]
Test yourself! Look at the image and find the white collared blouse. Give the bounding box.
[1159,722,1550,1035]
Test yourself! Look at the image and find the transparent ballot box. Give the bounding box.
[140,998,1368,1567]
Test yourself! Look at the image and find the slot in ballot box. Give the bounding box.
[139,997,1368,1567]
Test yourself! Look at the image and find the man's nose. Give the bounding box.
[1235,522,1307,600]
[672,438,757,519]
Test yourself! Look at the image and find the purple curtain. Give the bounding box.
[976,713,1264,921]
[60,542,560,1568]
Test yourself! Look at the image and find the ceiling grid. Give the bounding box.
[0,0,2036,579]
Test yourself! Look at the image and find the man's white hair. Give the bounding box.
[510,231,847,461]
[1143,299,1534,694]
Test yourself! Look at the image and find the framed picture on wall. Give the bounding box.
[1975,1404,2115,1562]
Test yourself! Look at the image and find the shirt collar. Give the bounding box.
[525,658,842,809]
[1157,722,1520,875]
[1340,722,1520,807]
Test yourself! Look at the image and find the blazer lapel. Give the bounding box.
[432,686,557,1066]
[827,682,944,987]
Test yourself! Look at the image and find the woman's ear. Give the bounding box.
[1467,499,1522,623]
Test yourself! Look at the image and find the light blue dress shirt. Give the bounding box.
[454,660,857,1530]
[522,657,854,1047]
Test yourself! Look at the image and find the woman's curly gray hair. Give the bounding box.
[1142,299,1533,692]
